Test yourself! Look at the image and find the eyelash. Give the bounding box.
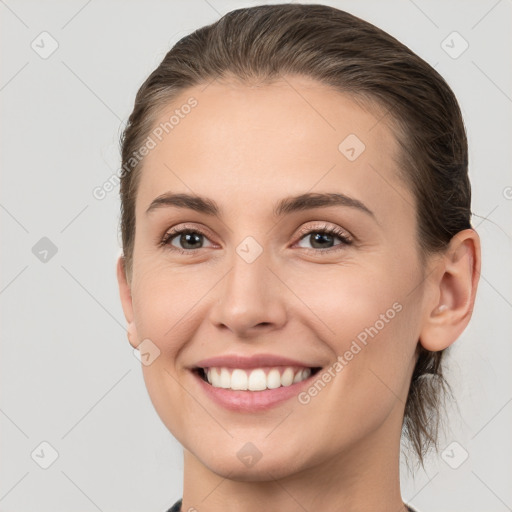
[159,223,353,256]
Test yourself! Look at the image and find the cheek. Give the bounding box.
[131,259,210,347]
[283,258,416,345]
[131,265,203,434]
[287,260,421,410]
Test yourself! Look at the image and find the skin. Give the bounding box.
[116,75,480,512]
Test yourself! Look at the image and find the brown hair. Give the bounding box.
[119,3,470,465]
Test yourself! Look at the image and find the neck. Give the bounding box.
[181,407,407,512]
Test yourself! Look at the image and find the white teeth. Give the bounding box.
[267,368,281,389]
[220,368,231,388]
[204,366,313,391]
[281,367,294,386]
[248,369,267,391]
[211,368,220,385]
[231,369,248,390]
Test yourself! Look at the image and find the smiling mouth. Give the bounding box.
[193,366,322,391]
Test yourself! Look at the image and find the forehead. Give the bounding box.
[136,76,412,223]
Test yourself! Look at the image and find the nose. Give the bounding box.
[208,253,287,339]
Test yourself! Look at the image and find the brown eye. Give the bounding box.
[160,228,214,253]
[295,224,353,252]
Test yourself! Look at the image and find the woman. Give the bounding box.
[116,4,480,511]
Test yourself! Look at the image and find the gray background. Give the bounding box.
[1,1,511,511]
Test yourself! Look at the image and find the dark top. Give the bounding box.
[166,500,181,512]
[165,498,420,511]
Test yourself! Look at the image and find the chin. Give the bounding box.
[204,457,301,482]
[192,442,313,482]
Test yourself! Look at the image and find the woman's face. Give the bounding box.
[119,75,431,480]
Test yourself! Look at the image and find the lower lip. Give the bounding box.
[191,370,317,412]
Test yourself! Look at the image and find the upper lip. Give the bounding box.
[193,354,320,370]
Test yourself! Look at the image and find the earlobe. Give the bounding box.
[116,255,139,349]
[419,229,481,352]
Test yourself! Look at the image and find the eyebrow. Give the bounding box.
[145,192,375,218]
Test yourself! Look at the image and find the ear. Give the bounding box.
[116,254,139,349]
[419,228,481,352]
